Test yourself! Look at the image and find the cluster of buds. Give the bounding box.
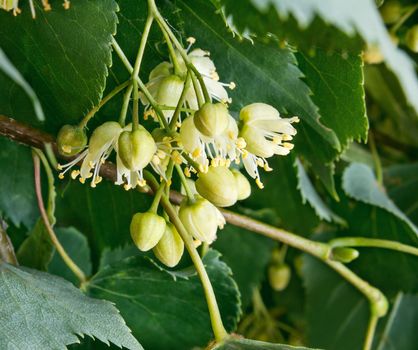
[55,38,298,267]
[1,0,70,17]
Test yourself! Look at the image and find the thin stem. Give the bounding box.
[190,71,204,108]
[132,79,140,131]
[160,27,182,75]
[111,38,170,130]
[390,4,418,34]
[32,151,87,284]
[369,132,383,186]
[175,163,195,202]
[330,237,418,256]
[169,73,191,129]
[0,221,18,265]
[150,182,166,213]
[363,313,379,350]
[119,84,133,126]
[79,80,131,128]
[188,64,210,103]
[144,172,228,342]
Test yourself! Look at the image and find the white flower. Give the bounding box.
[238,103,299,188]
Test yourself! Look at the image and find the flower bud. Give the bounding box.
[130,211,166,251]
[179,197,225,243]
[371,293,389,317]
[149,62,172,81]
[193,102,229,137]
[156,75,184,119]
[89,121,122,155]
[406,25,418,53]
[380,1,402,24]
[196,166,238,207]
[179,116,201,154]
[330,247,359,263]
[231,169,251,200]
[153,223,184,267]
[118,127,156,171]
[56,124,87,156]
[268,263,291,291]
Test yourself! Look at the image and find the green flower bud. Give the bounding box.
[149,62,172,80]
[118,127,156,171]
[196,166,238,207]
[179,116,201,154]
[330,247,360,263]
[231,169,251,200]
[130,212,166,251]
[268,263,291,291]
[56,124,87,156]
[89,121,122,155]
[179,197,225,243]
[406,25,418,53]
[193,102,229,137]
[156,75,184,108]
[371,293,389,317]
[153,223,184,267]
[380,1,402,24]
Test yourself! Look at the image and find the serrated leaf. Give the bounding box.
[0,0,118,131]
[0,137,37,228]
[48,227,92,285]
[342,163,418,236]
[214,337,319,349]
[87,249,241,350]
[376,293,418,350]
[295,159,345,225]
[220,0,418,114]
[0,262,142,350]
[0,48,44,121]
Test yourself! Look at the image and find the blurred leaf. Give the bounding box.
[48,227,92,285]
[376,293,418,350]
[0,48,44,121]
[384,163,418,226]
[0,137,37,228]
[214,337,319,349]
[219,0,418,114]
[87,250,241,350]
[0,0,118,131]
[213,225,274,308]
[0,262,142,350]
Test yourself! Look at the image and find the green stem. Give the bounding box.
[390,4,418,34]
[188,64,210,103]
[175,163,195,202]
[132,79,140,131]
[79,80,131,128]
[369,132,383,186]
[159,105,196,114]
[169,73,191,129]
[160,27,182,75]
[190,71,204,108]
[363,313,379,350]
[32,151,87,284]
[144,172,228,342]
[330,237,418,256]
[150,182,166,213]
[111,38,170,130]
[119,84,133,126]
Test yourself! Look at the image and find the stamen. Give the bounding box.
[63,0,70,9]
[58,173,65,179]
[283,142,294,149]
[138,179,147,187]
[124,184,132,191]
[71,170,80,179]
[184,167,191,178]
[192,148,201,158]
[255,178,264,189]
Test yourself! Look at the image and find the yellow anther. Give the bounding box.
[187,37,196,44]
[235,158,241,165]
[58,173,65,179]
[138,179,147,187]
[291,116,300,123]
[63,0,70,10]
[282,134,293,141]
[193,239,202,248]
[211,158,219,167]
[184,167,191,178]
[256,159,264,167]
[236,137,246,149]
[157,150,166,159]
[62,145,72,154]
[199,164,208,173]
[211,71,220,81]
[57,164,63,170]
[95,176,103,184]
[283,142,294,150]
[242,150,249,159]
[79,177,86,184]
[225,159,231,167]
[42,0,52,11]
[219,159,226,167]
[172,151,183,164]
[272,136,282,144]
[264,164,273,172]
[88,161,95,168]
[256,178,264,189]
[192,148,201,158]
[91,182,96,188]
[124,184,131,191]
[71,170,80,179]
[229,82,236,90]
[176,121,182,129]
[167,179,172,186]
[152,155,161,165]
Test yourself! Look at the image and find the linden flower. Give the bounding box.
[179,114,245,173]
[238,103,299,188]
[141,39,235,122]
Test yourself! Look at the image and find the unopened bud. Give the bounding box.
[118,127,156,170]
[130,212,166,251]
[268,264,291,291]
[153,223,184,267]
[179,197,225,243]
[380,1,402,24]
[406,25,418,53]
[57,125,87,156]
[371,293,389,317]
[196,166,238,207]
[193,102,229,137]
[156,75,184,118]
[180,116,201,154]
[330,247,360,263]
[231,169,251,200]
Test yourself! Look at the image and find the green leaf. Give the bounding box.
[295,159,345,225]
[0,48,44,121]
[214,337,320,349]
[87,249,241,350]
[0,262,142,350]
[163,0,342,171]
[376,293,418,350]
[48,227,92,285]
[385,163,418,226]
[0,137,37,228]
[220,0,418,114]
[296,50,368,150]
[342,163,418,236]
[213,225,274,308]
[0,0,118,130]
[302,255,369,350]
